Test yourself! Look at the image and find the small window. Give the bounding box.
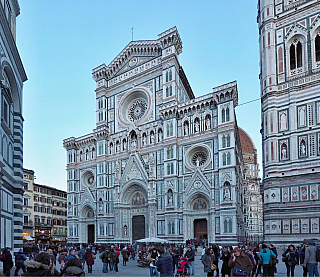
[316,35,320,62]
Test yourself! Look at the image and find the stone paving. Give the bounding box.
[14,252,306,277]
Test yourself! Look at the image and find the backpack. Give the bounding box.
[316,247,320,262]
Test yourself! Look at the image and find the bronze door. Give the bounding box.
[132,215,145,241]
[88,224,95,243]
[194,219,207,240]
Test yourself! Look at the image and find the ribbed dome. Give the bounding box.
[239,127,255,154]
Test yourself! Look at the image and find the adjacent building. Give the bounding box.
[239,128,263,244]
[0,0,27,252]
[22,168,68,244]
[258,0,320,244]
[64,27,246,245]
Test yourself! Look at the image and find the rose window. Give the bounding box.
[191,151,207,167]
[127,99,148,122]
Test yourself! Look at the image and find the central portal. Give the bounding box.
[132,215,145,241]
[194,219,207,240]
[88,224,95,243]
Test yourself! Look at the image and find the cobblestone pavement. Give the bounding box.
[14,252,305,277]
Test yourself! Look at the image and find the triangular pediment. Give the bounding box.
[80,188,96,211]
[121,153,148,184]
[184,169,211,198]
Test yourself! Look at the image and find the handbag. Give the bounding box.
[209,255,217,271]
[269,255,278,267]
[282,256,288,263]
[233,265,248,276]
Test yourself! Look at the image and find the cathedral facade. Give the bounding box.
[0,0,27,252]
[258,0,320,244]
[64,27,245,245]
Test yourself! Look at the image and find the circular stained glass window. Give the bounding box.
[191,151,207,167]
[127,99,148,122]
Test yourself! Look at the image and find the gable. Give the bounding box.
[184,169,212,198]
[121,153,148,184]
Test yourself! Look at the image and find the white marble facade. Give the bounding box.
[64,27,244,245]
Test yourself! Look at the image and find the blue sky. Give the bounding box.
[17,0,261,190]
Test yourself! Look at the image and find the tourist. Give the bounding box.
[59,257,85,277]
[99,247,110,273]
[109,248,118,273]
[221,249,232,277]
[121,246,128,266]
[302,240,319,277]
[259,244,276,277]
[148,247,159,277]
[299,243,308,277]
[1,247,13,277]
[25,252,59,276]
[202,247,218,277]
[185,245,195,276]
[282,244,299,277]
[228,247,253,277]
[58,248,67,270]
[14,248,27,276]
[155,247,174,277]
[83,248,95,274]
[66,248,77,263]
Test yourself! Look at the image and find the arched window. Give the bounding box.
[170,122,173,136]
[85,149,89,160]
[167,123,170,137]
[166,71,168,82]
[109,143,113,155]
[91,147,95,159]
[80,151,83,162]
[290,41,303,70]
[222,108,225,123]
[166,86,169,97]
[169,85,172,96]
[222,153,226,166]
[226,107,230,121]
[227,152,231,165]
[316,35,320,62]
[222,136,226,148]
[226,134,230,147]
[278,47,283,73]
[169,70,172,81]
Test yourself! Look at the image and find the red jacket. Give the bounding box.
[84,249,95,265]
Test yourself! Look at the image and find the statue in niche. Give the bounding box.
[150,133,155,144]
[184,123,189,135]
[281,144,287,159]
[194,120,200,133]
[142,135,147,146]
[206,117,211,130]
[300,140,306,156]
[158,130,163,142]
[168,191,173,206]
[224,188,231,201]
[123,140,127,151]
[99,202,103,213]
[116,143,120,153]
[131,138,137,149]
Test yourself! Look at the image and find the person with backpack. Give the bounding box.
[99,248,110,273]
[1,247,13,277]
[259,244,276,277]
[302,240,319,277]
[14,248,27,276]
[59,257,85,277]
[282,245,299,277]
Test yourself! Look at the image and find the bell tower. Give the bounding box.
[259,0,320,245]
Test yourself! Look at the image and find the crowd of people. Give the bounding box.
[0,239,318,277]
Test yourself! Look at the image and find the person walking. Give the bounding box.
[78,246,86,270]
[100,248,110,273]
[14,248,27,276]
[228,247,253,277]
[83,248,95,274]
[148,247,159,277]
[299,243,308,277]
[302,240,319,277]
[282,245,299,277]
[202,248,218,277]
[121,246,128,266]
[185,245,195,276]
[109,248,118,273]
[259,244,276,277]
[1,247,13,277]
[155,247,174,277]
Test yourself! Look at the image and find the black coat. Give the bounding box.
[202,254,217,273]
[25,260,58,276]
[221,252,231,275]
[2,250,13,270]
[282,249,299,266]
